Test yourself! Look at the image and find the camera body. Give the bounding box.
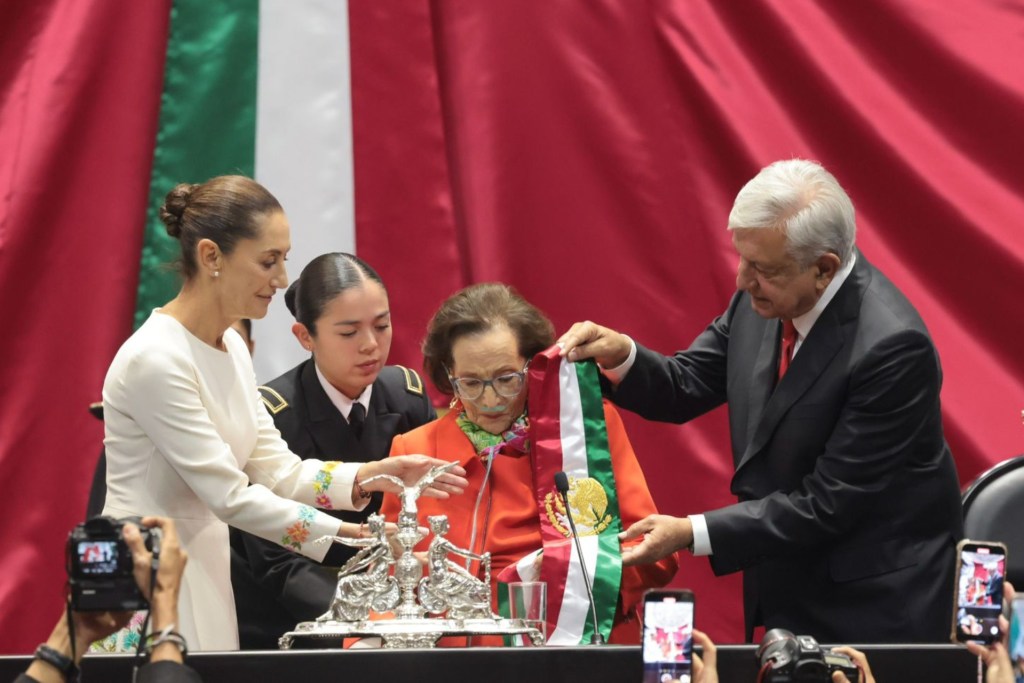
[66,516,158,611]
[757,629,859,683]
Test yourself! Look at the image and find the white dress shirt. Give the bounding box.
[314,362,373,422]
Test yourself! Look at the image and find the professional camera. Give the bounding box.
[66,515,159,611]
[757,628,860,682]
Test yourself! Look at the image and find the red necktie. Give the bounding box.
[778,319,797,381]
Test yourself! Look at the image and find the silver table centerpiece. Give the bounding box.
[280,463,544,649]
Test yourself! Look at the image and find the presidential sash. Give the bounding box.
[497,346,623,645]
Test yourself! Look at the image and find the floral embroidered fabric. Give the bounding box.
[282,504,316,551]
[89,610,147,653]
[314,461,340,509]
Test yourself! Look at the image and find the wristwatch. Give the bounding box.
[34,644,78,679]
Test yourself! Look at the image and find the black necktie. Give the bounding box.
[348,402,366,440]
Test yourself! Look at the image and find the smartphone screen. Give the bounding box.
[953,541,1006,643]
[642,589,694,683]
[1010,597,1024,683]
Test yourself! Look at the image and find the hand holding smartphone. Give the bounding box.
[1010,596,1024,683]
[642,589,695,683]
[951,540,1008,644]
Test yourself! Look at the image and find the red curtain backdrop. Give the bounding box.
[350,0,1024,643]
[1,0,1022,652]
[0,1,170,651]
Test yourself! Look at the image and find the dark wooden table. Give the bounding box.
[0,643,981,682]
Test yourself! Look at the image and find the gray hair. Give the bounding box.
[727,159,856,267]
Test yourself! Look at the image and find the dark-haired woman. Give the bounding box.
[231,252,436,649]
[101,177,465,651]
[382,283,677,645]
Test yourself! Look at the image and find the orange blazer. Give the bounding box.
[385,401,678,645]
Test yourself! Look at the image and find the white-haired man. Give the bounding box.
[559,159,963,643]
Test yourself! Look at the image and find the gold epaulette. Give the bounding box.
[258,385,289,415]
[395,365,424,395]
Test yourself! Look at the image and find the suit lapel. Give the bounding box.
[743,320,779,449]
[361,386,401,461]
[738,312,844,471]
[300,360,355,457]
[735,254,869,474]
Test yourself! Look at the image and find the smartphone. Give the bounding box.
[642,589,695,683]
[951,539,1008,644]
[1010,597,1024,683]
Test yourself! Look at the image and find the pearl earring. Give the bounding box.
[214,271,220,278]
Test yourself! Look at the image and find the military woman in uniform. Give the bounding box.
[231,252,437,648]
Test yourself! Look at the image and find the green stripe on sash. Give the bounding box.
[575,360,622,643]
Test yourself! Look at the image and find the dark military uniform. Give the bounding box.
[230,360,435,649]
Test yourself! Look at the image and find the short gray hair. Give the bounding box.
[727,159,856,267]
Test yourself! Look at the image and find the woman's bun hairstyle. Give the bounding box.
[159,183,198,239]
[157,176,282,280]
[284,280,301,317]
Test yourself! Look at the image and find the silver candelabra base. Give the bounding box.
[279,616,543,649]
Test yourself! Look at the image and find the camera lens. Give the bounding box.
[758,629,836,682]
[757,628,800,669]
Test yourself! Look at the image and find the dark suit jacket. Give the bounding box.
[612,252,963,643]
[230,361,435,649]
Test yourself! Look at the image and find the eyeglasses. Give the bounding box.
[447,364,530,401]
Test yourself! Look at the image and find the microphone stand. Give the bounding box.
[555,471,605,645]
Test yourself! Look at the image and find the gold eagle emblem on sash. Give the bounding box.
[544,475,613,537]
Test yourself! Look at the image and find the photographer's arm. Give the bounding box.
[124,517,188,664]
[22,610,126,683]
[20,518,196,683]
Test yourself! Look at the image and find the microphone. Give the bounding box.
[554,471,605,645]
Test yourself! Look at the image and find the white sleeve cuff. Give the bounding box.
[689,514,712,556]
[599,336,637,384]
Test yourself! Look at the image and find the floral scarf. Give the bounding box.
[455,411,530,463]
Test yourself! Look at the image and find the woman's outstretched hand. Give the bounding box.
[359,456,468,499]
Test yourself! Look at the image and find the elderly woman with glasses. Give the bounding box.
[381,283,677,644]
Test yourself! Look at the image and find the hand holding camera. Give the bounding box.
[67,515,187,643]
[123,516,188,659]
[67,516,159,612]
[756,629,868,683]
[828,647,875,683]
[27,517,189,683]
